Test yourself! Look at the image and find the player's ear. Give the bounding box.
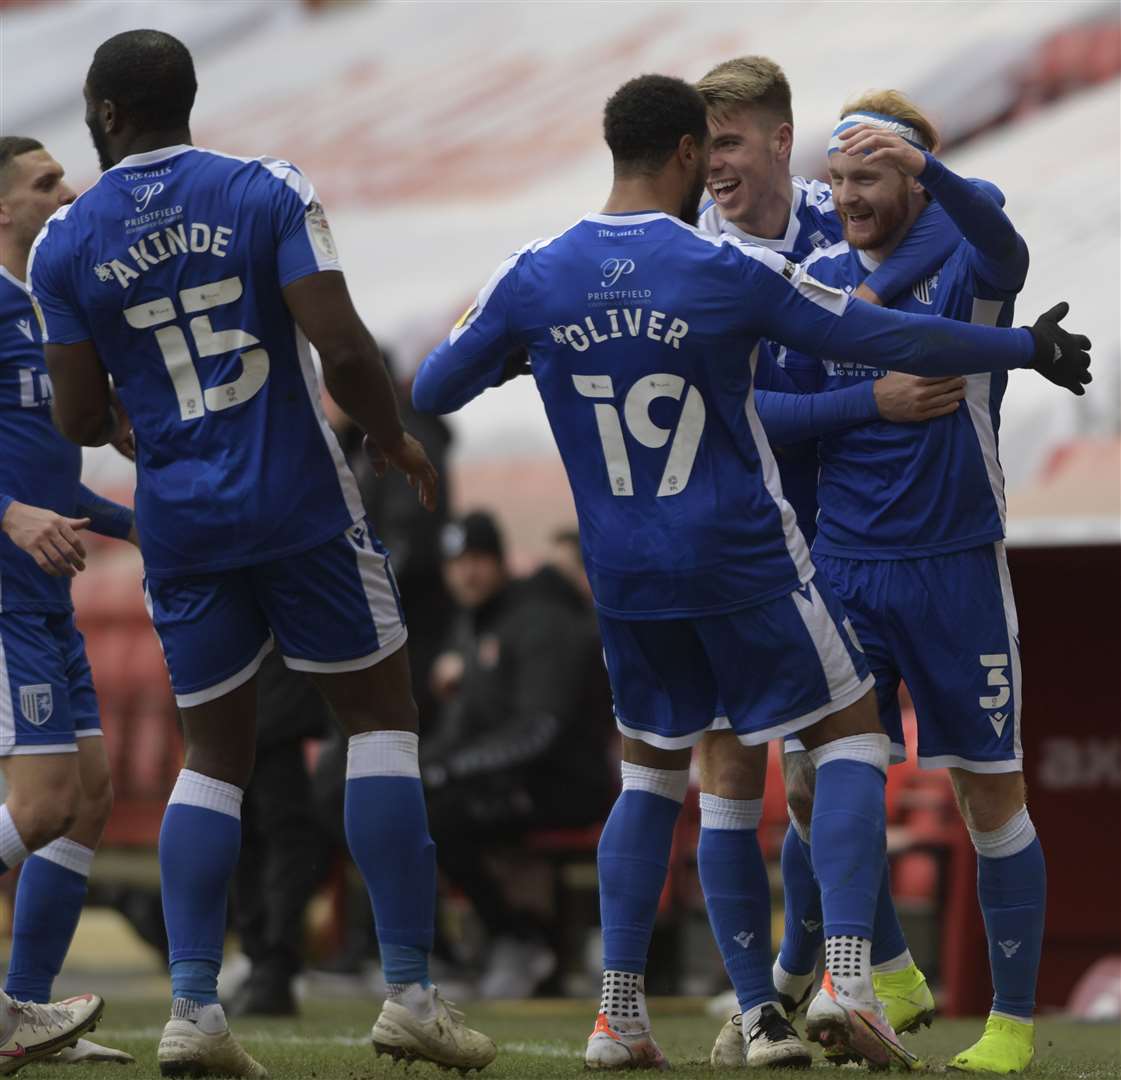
[676,133,695,168]
[772,121,793,163]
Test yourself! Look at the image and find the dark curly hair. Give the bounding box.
[87,29,197,131]
[603,74,708,176]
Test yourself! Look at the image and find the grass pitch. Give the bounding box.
[44,996,1121,1079]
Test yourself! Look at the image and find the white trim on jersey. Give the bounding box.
[292,326,367,525]
[26,202,74,288]
[742,345,816,587]
[174,637,273,709]
[450,230,566,345]
[109,145,194,171]
[964,298,1009,528]
[698,177,833,251]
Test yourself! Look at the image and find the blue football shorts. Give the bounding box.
[145,517,407,708]
[794,542,1022,773]
[0,610,100,755]
[598,575,873,750]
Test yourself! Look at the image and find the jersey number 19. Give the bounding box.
[573,372,705,497]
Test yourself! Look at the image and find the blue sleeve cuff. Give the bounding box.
[0,494,12,525]
[75,485,134,540]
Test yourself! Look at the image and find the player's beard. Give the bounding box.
[679,162,708,226]
[844,185,911,251]
[86,115,116,173]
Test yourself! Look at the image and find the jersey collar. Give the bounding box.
[719,181,804,251]
[856,249,881,272]
[584,211,669,225]
[0,265,28,292]
[110,144,195,171]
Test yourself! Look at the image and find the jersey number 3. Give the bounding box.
[123,276,268,421]
[573,373,705,497]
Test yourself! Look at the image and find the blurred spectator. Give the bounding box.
[228,650,333,1016]
[327,349,455,735]
[230,347,453,997]
[423,512,615,998]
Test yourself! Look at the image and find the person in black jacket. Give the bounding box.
[423,512,615,998]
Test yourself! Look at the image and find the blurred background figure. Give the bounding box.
[423,512,615,998]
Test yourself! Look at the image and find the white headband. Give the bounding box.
[828,111,929,154]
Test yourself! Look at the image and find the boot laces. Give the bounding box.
[749,1004,797,1045]
[12,999,70,1034]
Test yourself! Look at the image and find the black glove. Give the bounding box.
[496,346,531,386]
[1025,302,1092,395]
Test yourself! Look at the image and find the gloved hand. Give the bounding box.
[1025,302,1092,395]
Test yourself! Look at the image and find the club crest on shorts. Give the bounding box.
[19,684,53,726]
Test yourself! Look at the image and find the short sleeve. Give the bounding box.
[260,160,343,287]
[27,213,91,345]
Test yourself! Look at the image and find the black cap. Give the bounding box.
[441,511,505,561]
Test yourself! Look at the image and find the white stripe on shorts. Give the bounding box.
[283,530,407,674]
[791,580,860,700]
[992,541,1023,761]
[174,637,273,709]
[0,631,12,750]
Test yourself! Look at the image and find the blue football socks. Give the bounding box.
[971,807,1046,1019]
[160,770,243,1005]
[698,794,774,1013]
[5,839,93,1002]
[598,764,688,974]
[778,821,823,977]
[345,731,434,990]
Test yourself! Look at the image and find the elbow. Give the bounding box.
[320,343,369,387]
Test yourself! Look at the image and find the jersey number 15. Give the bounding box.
[123,276,268,421]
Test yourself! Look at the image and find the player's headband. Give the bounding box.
[827,111,929,154]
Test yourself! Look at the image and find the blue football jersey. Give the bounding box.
[0,268,81,612]
[28,145,365,576]
[699,179,840,542]
[413,212,1034,620]
[698,176,840,262]
[786,215,1021,559]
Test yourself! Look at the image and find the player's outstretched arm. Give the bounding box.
[0,496,90,577]
[748,252,1091,391]
[282,270,437,510]
[44,340,130,448]
[414,257,526,414]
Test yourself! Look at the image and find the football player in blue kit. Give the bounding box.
[0,135,137,1067]
[693,58,959,1066]
[746,89,1061,1074]
[411,74,1089,1071]
[30,30,494,1077]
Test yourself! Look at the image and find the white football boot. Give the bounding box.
[51,1037,135,1064]
[372,984,496,1072]
[157,1002,266,1078]
[585,1011,669,1071]
[711,1004,812,1068]
[805,972,921,1070]
[0,993,104,1074]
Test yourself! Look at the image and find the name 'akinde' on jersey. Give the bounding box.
[95,221,234,288]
